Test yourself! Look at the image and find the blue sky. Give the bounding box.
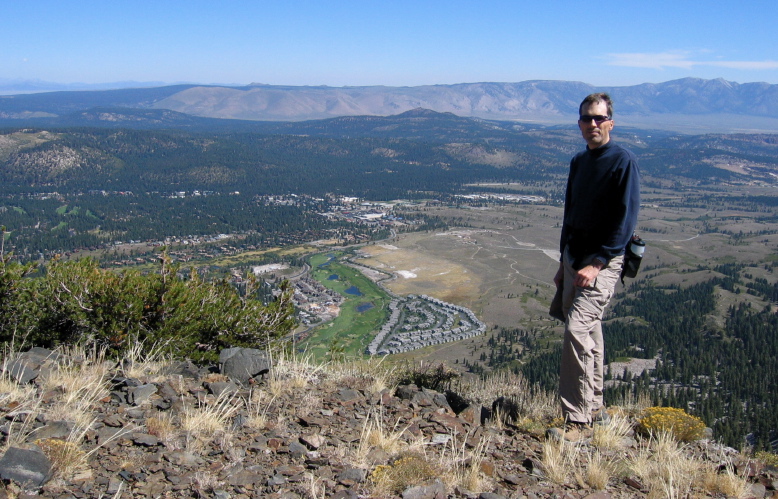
[3,0,777,88]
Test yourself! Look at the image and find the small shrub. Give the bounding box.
[146,413,178,446]
[636,406,706,442]
[393,362,459,392]
[35,438,86,478]
[371,453,440,494]
[0,252,296,363]
[754,451,778,467]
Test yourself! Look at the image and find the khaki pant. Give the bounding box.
[559,248,623,423]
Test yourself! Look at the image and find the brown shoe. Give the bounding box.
[546,422,593,442]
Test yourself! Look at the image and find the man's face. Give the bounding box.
[578,100,613,149]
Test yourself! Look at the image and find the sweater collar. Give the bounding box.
[586,140,615,156]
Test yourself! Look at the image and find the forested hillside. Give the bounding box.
[481,264,778,451]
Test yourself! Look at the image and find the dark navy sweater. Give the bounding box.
[560,140,640,266]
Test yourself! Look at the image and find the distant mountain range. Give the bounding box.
[2,78,778,133]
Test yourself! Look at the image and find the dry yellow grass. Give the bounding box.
[180,391,240,451]
[540,437,579,485]
[592,413,633,450]
[36,438,86,479]
[439,434,491,493]
[244,389,275,431]
[584,450,618,490]
[457,371,559,426]
[146,412,179,448]
[119,338,171,380]
[358,409,410,460]
[38,346,110,426]
[628,431,700,499]
[323,356,396,394]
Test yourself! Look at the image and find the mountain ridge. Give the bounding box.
[2,78,778,133]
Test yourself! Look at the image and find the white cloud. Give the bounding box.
[605,51,778,71]
[708,60,778,70]
[606,51,696,69]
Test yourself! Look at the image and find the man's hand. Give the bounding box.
[575,261,603,288]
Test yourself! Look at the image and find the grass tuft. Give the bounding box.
[36,438,86,479]
[592,413,633,450]
[180,391,239,451]
[540,437,578,485]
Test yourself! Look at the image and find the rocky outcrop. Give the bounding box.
[0,347,775,498]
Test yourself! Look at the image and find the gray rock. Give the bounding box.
[131,433,160,447]
[336,389,363,403]
[401,478,447,499]
[396,384,419,400]
[29,420,70,441]
[300,433,326,450]
[165,450,203,467]
[128,384,158,405]
[106,476,124,495]
[331,491,359,499]
[425,389,451,411]
[749,483,766,498]
[161,360,204,379]
[19,347,61,367]
[267,473,287,486]
[288,441,308,458]
[206,380,239,397]
[96,425,134,445]
[219,348,272,384]
[0,446,52,488]
[337,467,366,483]
[6,359,38,384]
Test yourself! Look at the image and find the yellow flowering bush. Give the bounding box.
[636,407,706,442]
[371,453,439,493]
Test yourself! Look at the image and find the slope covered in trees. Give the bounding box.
[492,263,778,451]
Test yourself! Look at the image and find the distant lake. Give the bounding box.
[345,286,362,296]
[356,302,374,313]
[318,254,336,268]
[328,274,338,280]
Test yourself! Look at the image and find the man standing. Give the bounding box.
[553,93,640,428]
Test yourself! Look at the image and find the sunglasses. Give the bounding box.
[579,115,612,124]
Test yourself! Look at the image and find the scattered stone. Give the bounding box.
[337,467,366,483]
[0,447,52,488]
[30,420,70,440]
[401,478,447,499]
[131,433,160,447]
[128,384,158,405]
[479,493,507,499]
[299,433,326,450]
[219,347,271,384]
[1,346,774,499]
[206,380,240,397]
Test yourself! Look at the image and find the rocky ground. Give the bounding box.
[0,347,776,498]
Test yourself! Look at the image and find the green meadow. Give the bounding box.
[301,252,392,360]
